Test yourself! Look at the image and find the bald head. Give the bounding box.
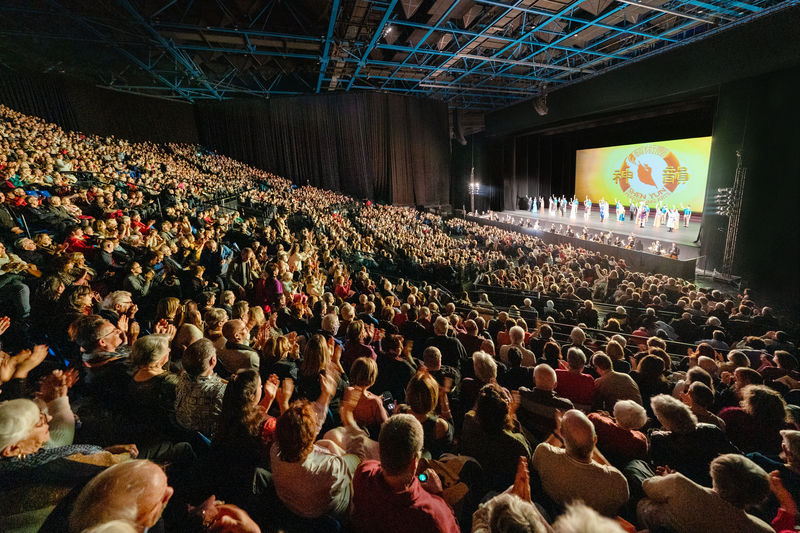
[561,410,597,461]
[534,364,557,391]
[70,460,173,532]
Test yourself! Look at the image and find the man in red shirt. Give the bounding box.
[350,414,459,533]
[555,347,596,411]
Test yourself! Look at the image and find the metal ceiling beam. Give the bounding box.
[378,0,464,89]
[345,0,399,90]
[455,53,593,73]
[317,0,341,92]
[43,0,198,102]
[115,0,223,99]
[390,19,629,60]
[473,0,680,42]
[614,0,714,23]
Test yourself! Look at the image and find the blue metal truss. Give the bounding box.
[0,0,788,110]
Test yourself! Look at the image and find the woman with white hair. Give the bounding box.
[499,327,535,366]
[0,396,138,530]
[649,394,739,487]
[588,400,649,468]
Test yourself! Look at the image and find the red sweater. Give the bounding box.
[350,461,459,533]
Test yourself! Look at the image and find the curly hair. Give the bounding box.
[214,369,265,449]
[275,400,318,463]
[475,383,513,435]
[743,385,791,426]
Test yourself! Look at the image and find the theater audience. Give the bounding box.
[0,104,798,533]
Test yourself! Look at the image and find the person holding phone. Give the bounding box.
[350,415,459,533]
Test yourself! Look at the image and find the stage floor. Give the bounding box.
[499,208,702,259]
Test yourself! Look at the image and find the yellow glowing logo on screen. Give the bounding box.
[615,144,687,202]
[575,137,711,212]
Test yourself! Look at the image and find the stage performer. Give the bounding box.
[615,198,624,225]
[598,197,606,222]
[570,196,579,218]
[559,196,567,217]
[532,196,538,214]
[659,203,668,226]
[637,202,647,228]
[681,203,692,227]
[548,196,554,215]
[629,198,638,224]
[667,206,679,232]
[584,196,592,219]
[653,202,662,228]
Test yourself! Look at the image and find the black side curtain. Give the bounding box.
[0,70,200,144]
[195,92,450,205]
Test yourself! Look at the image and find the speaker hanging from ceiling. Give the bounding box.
[533,94,548,116]
[452,108,467,146]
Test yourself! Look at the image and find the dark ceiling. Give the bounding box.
[0,0,788,113]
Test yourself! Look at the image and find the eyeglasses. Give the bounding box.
[99,327,121,340]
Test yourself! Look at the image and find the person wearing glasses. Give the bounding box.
[0,375,138,531]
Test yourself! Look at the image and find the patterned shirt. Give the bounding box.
[175,372,227,438]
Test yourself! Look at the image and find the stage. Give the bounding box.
[499,206,702,259]
[463,211,701,280]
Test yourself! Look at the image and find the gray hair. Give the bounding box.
[102,290,132,311]
[613,400,647,430]
[129,334,170,369]
[321,313,339,334]
[203,308,228,330]
[553,503,627,533]
[611,334,627,348]
[651,394,697,434]
[570,327,586,345]
[379,414,424,476]
[566,348,587,370]
[487,493,549,533]
[710,454,770,508]
[473,350,498,383]
[0,398,40,452]
[434,316,449,335]
[509,326,525,344]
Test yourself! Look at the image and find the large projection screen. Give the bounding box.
[575,137,712,212]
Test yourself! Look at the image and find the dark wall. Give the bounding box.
[487,5,800,139]
[195,92,451,206]
[0,71,199,144]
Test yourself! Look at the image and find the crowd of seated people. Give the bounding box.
[1,104,799,533]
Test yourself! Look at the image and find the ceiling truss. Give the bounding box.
[0,0,787,112]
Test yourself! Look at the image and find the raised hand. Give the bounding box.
[263,374,279,402]
[13,345,49,378]
[276,378,294,414]
[0,316,11,336]
[36,370,71,403]
[155,319,177,341]
[0,351,16,383]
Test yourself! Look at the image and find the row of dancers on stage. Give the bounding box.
[525,194,692,231]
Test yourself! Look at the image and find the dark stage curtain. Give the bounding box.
[195,92,450,205]
[0,72,79,132]
[0,70,200,144]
